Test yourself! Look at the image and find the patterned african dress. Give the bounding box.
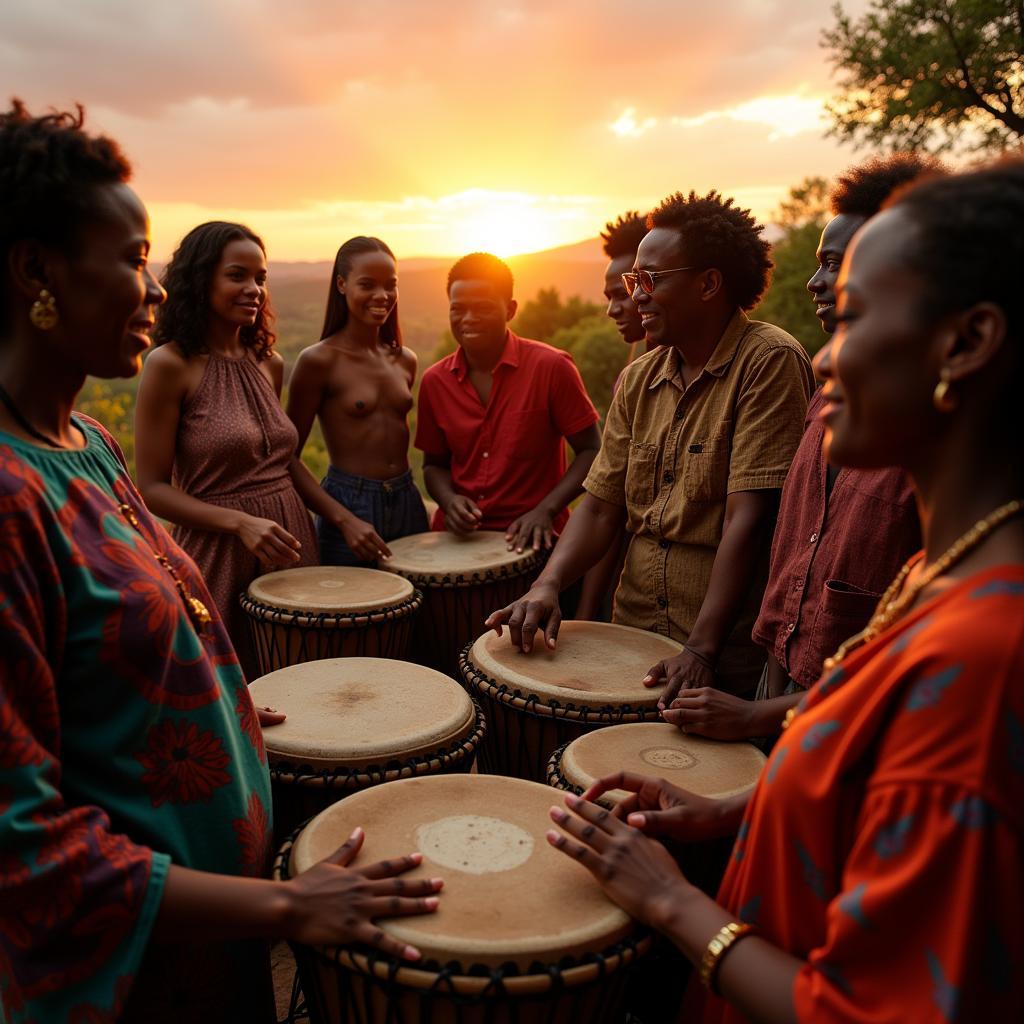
[0,415,275,1024]
[688,560,1024,1023]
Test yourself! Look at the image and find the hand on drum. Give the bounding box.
[546,793,689,927]
[661,687,755,741]
[581,771,734,843]
[505,505,555,554]
[237,514,302,568]
[284,826,443,960]
[643,648,716,713]
[444,495,483,535]
[256,706,286,727]
[485,580,562,652]
[338,514,393,562]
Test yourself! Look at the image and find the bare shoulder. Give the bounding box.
[294,340,338,373]
[140,342,198,395]
[395,345,418,372]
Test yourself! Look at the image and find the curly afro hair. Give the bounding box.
[447,252,514,301]
[889,157,1024,346]
[153,221,275,361]
[830,153,945,219]
[0,98,131,326]
[600,211,648,259]
[647,190,772,310]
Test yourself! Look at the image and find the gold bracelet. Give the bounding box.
[699,921,757,994]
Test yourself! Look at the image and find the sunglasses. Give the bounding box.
[622,266,699,295]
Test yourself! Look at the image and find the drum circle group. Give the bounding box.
[240,530,766,1023]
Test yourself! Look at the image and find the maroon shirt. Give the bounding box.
[752,389,921,689]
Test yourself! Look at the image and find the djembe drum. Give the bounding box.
[384,531,543,676]
[460,621,682,783]
[249,658,484,839]
[275,774,650,1023]
[241,566,421,675]
[548,721,766,897]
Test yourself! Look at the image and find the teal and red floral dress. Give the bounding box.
[0,415,274,1023]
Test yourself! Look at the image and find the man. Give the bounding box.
[488,191,814,698]
[577,211,652,620]
[416,252,601,552]
[665,154,937,740]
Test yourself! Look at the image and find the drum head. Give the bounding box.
[558,722,766,803]
[247,566,414,614]
[467,621,681,708]
[290,775,632,968]
[250,659,476,768]
[385,531,539,582]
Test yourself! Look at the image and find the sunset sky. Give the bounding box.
[4,0,872,260]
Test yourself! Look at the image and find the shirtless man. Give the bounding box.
[287,236,428,566]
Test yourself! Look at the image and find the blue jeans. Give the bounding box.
[317,467,428,567]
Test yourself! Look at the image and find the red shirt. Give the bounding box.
[415,331,598,532]
[752,389,920,688]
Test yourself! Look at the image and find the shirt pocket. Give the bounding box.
[625,441,660,508]
[504,408,551,460]
[682,426,732,502]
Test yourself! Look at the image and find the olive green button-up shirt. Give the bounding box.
[583,311,814,688]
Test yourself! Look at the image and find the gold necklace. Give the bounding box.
[117,503,213,632]
[783,497,1024,730]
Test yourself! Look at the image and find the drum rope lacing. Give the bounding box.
[387,553,546,591]
[268,703,486,789]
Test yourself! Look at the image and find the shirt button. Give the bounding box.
[659,539,670,550]
[482,452,489,458]
[809,532,819,543]
[657,597,668,609]
[786,622,796,633]
[663,471,675,484]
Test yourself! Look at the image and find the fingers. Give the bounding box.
[369,531,392,560]
[658,674,685,711]
[354,922,423,962]
[545,827,596,867]
[543,527,554,551]
[362,875,444,897]
[581,770,650,803]
[642,661,667,690]
[530,525,543,552]
[517,603,544,654]
[324,827,365,868]
[256,707,287,727]
[484,605,512,636]
[505,518,524,550]
[357,853,425,880]
[363,895,441,919]
[543,606,562,651]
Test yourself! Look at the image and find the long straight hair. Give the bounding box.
[320,236,402,347]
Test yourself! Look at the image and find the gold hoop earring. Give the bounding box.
[932,369,956,412]
[29,289,59,331]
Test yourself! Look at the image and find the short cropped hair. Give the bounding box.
[601,212,648,259]
[647,190,772,310]
[830,153,945,219]
[446,252,514,301]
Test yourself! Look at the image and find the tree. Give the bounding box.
[511,288,603,344]
[753,177,830,356]
[823,0,1024,152]
[549,315,629,421]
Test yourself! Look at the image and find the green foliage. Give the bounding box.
[549,315,630,421]
[752,176,831,355]
[823,0,1024,152]
[511,288,603,343]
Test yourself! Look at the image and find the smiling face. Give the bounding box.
[208,237,267,331]
[45,182,166,379]
[340,249,398,330]
[807,213,866,334]
[812,208,941,470]
[448,278,515,352]
[630,226,705,346]
[604,253,644,344]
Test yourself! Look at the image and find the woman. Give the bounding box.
[134,221,320,681]
[0,101,440,1024]
[547,161,1024,1021]
[286,236,427,567]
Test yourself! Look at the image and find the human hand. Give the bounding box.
[546,794,691,927]
[643,648,716,711]
[284,827,443,959]
[338,514,392,562]
[505,505,555,553]
[484,580,562,652]
[662,688,756,740]
[581,771,736,843]
[444,495,483,535]
[237,515,302,568]
[257,706,286,727]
